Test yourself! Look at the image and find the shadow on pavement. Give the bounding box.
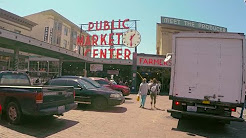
[172,118,246,138]
[76,104,127,113]
[141,107,165,111]
[125,97,132,100]
[0,116,79,138]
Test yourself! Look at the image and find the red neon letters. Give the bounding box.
[139,58,171,66]
[88,19,129,31]
[77,19,131,60]
[84,48,131,60]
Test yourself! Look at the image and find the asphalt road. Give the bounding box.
[1,94,246,138]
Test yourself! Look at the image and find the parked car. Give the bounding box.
[90,77,130,96]
[58,76,114,90]
[0,71,77,124]
[45,78,125,110]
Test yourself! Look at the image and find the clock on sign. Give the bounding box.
[122,29,141,48]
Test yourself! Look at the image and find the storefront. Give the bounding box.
[136,53,171,93]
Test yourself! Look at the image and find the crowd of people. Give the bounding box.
[138,78,161,109]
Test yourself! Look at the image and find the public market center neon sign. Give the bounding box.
[77,19,138,60]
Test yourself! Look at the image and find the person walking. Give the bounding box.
[150,78,158,109]
[157,81,161,95]
[148,79,153,95]
[138,78,149,108]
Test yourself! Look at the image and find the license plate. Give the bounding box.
[187,106,197,112]
[58,105,65,114]
[202,100,210,104]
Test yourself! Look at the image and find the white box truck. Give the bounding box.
[167,32,245,123]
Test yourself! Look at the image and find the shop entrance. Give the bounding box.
[62,62,132,87]
[136,66,171,94]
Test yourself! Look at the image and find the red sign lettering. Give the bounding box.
[100,49,106,58]
[100,34,107,45]
[124,49,131,60]
[84,49,91,56]
[93,49,99,58]
[108,33,114,46]
[85,35,91,46]
[88,22,94,31]
[96,21,102,31]
[116,33,122,45]
[116,49,122,59]
[108,48,115,59]
[138,57,171,67]
[92,35,98,45]
[122,19,129,29]
[104,21,110,30]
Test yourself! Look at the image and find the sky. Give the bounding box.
[1,0,246,54]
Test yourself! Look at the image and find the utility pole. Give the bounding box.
[131,20,138,93]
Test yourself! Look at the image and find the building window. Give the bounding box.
[62,40,67,48]
[56,37,61,45]
[73,44,80,53]
[14,29,21,34]
[57,23,62,31]
[72,31,77,39]
[64,26,68,36]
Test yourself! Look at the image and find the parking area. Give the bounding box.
[1,94,246,138]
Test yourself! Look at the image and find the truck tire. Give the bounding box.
[6,101,22,125]
[92,97,108,110]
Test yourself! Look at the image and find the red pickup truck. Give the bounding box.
[90,77,130,96]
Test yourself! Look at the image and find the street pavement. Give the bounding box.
[1,94,246,138]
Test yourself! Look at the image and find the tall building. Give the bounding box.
[24,9,90,54]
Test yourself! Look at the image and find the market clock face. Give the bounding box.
[122,29,141,48]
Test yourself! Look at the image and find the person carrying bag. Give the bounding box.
[150,78,158,109]
[138,78,148,108]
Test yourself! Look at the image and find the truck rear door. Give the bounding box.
[172,34,244,104]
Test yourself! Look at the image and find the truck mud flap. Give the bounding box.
[167,109,244,122]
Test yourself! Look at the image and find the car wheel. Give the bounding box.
[92,97,108,110]
[6,101,22,124]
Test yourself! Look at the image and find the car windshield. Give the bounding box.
[82,78,101,88]
[78,79,96,89]
[95,79,110,85]
[110,80,117,85]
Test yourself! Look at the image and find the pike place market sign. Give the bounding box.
[161,16,227,32]
[77,19,141,60]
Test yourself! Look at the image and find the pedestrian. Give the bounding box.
[157,81,161,95]
[148,79,153,95]
[138,78,149,108]
[150,78,158,109]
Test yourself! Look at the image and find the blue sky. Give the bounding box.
[1,0,246,54]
